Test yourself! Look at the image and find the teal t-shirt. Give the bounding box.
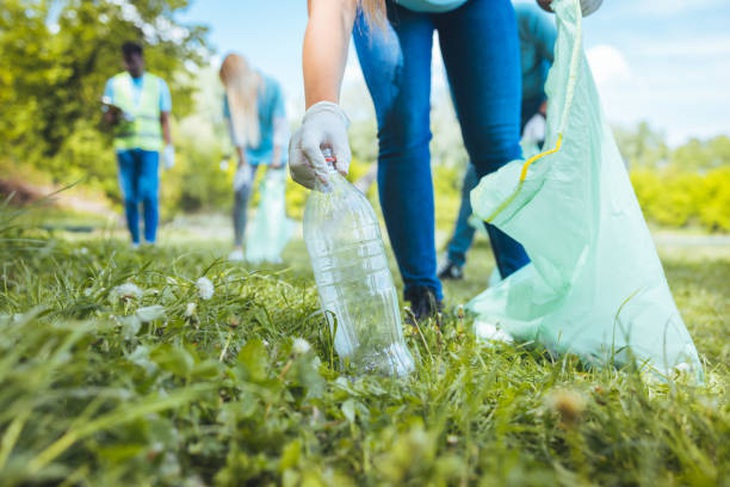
[223,75,288,166]
[395,0,468,13]
[514,1,557,103]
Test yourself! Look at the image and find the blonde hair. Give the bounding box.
[359,0,387,28]
[219,53,261,148]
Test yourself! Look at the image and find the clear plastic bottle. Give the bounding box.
[303,150,415,376]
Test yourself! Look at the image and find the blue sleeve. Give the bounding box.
[159,78,172,112]
[270,80,286,120]
[529,7,557,64]
[222,93,230,119]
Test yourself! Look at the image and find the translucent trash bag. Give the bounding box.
[245,168,294,264]
[467,0,702,381]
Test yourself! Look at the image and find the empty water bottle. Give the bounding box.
[303,149,415,376]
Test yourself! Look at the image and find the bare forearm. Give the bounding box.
[160,112,172,145]
[271,145,283,168]
[303,0,358,108]
[236,146,246,167]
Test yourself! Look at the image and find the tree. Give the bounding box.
[612,121,670,169]
[0,0,209,187]
[670,135,730,173]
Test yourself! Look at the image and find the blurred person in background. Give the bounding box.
[102,41,174,248]
[219,53,289,262]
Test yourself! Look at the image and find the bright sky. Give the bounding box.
[179,0,730,147]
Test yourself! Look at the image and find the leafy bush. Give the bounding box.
[698,166,730,231]
[630,166,730,232]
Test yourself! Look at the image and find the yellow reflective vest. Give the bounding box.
[110,72,163,151]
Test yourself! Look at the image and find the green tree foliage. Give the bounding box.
[630,166,730,232]
[613,121,670,169]
[0,0,208,187]
[670,135,730,172]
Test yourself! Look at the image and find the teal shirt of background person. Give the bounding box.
[395,0,468,13]
[223,75,288,167]
[103,74,172,120]
[514,1,557,104]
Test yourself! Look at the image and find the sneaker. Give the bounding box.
[404,286,443,321]
[228,249,244,262]
[437,258,464,281]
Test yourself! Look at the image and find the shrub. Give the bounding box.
[630,166,730,232]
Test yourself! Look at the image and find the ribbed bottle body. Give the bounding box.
[303,170,414,376]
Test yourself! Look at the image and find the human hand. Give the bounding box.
[288,101,350,189]
[537,0,603,17]
[233,165,252,191]
[162,144,175,170]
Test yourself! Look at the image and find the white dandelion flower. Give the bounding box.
[185,302,197,317]
[196,277,214,300]
[136,305,166,322]
[292,337,312,355]
[112,283,142,301]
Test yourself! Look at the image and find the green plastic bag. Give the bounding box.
[245,168,294,264]
[467,0,702,381]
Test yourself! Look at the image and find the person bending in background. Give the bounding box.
[219,53,289,262]
[102,41,174,249]
[438,1,556,281]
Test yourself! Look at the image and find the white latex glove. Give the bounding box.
[233,165,252,191]
[162,144,175,170]
[537,0,603,17]
[521,112,546,145]
[289,101,350,189]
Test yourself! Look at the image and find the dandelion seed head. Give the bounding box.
[196,277,214,300]
[545,389,587,427]
[292,337,311,355]
[112,283,142,301]
[185,302,197,317]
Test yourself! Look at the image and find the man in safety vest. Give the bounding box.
[102,41,174,248]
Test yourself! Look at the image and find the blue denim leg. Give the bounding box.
[232,164,258,246]
[354,5,442,300]
[137,149,160,243]
[117,150,140,244]
[436,0,530,279]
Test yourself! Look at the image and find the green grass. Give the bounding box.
[1,210,729,486]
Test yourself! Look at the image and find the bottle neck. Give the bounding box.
[311,147,334,192]
[321,147,337,172]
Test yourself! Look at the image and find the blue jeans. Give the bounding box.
[117,149,159,244]
[353,0,528,299]
[446,97,546,273]
[233,164,259,247]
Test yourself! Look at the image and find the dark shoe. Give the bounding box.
[404,286,443,321]
[437,259,464,281]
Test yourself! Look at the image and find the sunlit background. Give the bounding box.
[2,0,729,234]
